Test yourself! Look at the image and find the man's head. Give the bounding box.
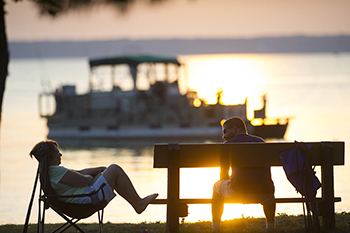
[221,116,247,141]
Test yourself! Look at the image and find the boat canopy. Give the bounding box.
[89,55,181,68]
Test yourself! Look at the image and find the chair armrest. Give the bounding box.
[46,183,106,199]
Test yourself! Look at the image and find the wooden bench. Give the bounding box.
[151,141,344,233]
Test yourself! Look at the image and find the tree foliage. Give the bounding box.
[26,0,168,16]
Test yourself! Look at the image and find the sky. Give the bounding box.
[5,0,350,42]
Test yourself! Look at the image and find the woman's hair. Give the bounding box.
[29,140,59,195]
[29,140,59,164]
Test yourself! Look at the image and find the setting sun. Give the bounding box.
[180,54,268,106]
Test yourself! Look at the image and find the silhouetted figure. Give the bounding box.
[30,140,158,214]
[211,117,275,232]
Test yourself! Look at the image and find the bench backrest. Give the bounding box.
[153,141,344,168]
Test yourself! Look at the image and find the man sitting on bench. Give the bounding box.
[212,117,276,232]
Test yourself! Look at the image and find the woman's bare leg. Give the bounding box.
[102,164,158,214]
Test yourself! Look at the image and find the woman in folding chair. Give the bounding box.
[29,140,158,222]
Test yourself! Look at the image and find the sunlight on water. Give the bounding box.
[179,167,310,222]
[180,168,268,221]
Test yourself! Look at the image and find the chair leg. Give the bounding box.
[52,219,83,233]
[38,198,45,233]
[98,209,104,233]
[52,222,70,233]
[51,211,85,233]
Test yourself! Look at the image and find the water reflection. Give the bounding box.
[56,138,222,149]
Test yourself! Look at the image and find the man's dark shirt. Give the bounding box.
[226,134,275,194]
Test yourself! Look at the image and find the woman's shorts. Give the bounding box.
[213,179,274,205]
[77,175,116,204]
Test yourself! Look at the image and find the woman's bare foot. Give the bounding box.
[135,193,159,214]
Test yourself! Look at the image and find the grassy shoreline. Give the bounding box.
[2,213,350,233]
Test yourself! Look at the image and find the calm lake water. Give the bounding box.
[1,53,350,225]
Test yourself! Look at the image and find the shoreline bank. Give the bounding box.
[2,212,350,233]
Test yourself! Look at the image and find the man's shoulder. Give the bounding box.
[226,134,265,143]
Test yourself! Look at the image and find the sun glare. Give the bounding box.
[180,54,267,106]
[180,167,266,222]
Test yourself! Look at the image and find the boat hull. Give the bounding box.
[250,123,289,140]
[46,123,288,143]
[47,126,223,141]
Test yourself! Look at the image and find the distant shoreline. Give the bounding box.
[8,35,350,59]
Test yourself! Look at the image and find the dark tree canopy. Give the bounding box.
[28,0,168,16]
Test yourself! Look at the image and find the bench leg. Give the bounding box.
[321,142,335,228]
[166,145,180,233]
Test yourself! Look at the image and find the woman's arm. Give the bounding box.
[74,166,106,176]
[59,169,94,187]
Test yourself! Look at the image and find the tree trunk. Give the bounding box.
[0,0,9,127]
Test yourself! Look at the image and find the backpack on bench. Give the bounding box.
[279,141,322,233]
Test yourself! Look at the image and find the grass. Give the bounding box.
[2,212,350,233]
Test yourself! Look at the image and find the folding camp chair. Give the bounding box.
[279,141,322,233]
[24,163,109,233]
